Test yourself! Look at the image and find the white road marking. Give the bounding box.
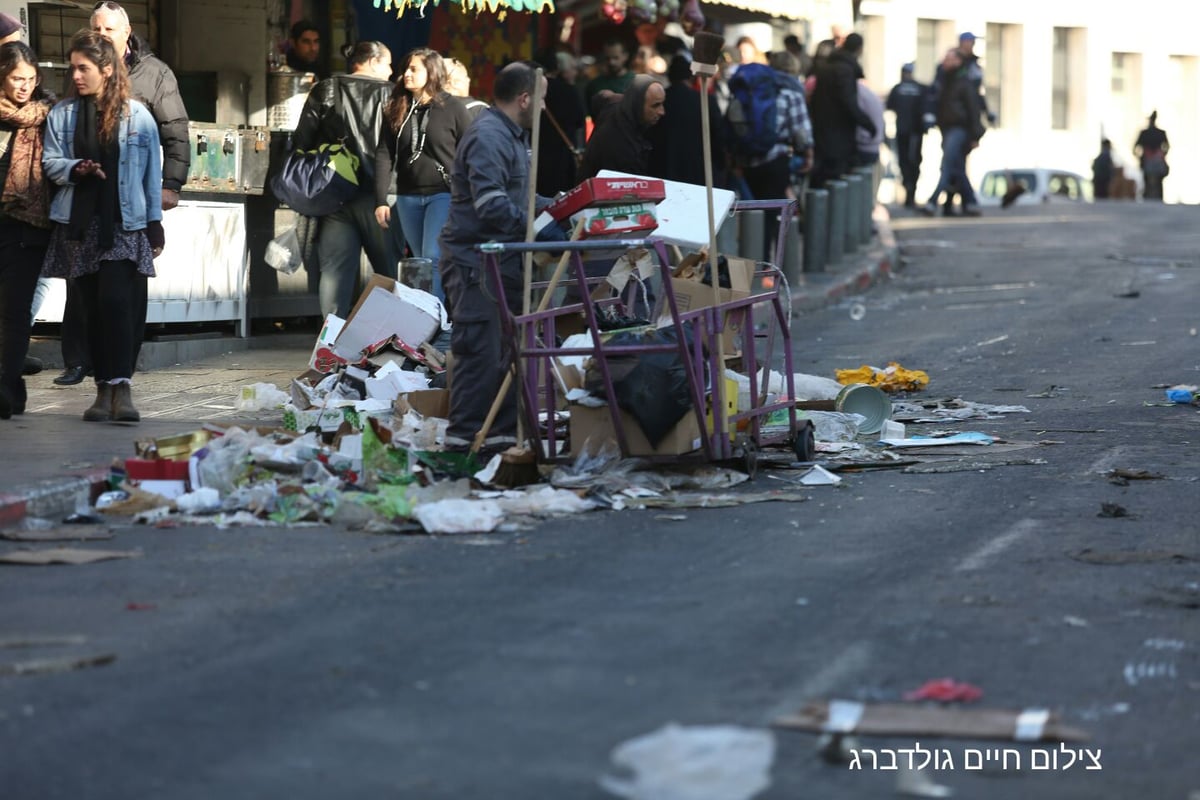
[955,518,1038,572]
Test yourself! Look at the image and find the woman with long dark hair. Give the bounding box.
[0,42,54,419]
[374,48,472,300]
[42,30,162,422]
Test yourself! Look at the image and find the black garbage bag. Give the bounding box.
[584,324,696,448]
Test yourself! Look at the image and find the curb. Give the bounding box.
[790,204,899,314]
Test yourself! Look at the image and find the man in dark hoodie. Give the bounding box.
[51,1,191,388]
[577,74,666,181]
[808,32,876,189]
[919,48,985,217]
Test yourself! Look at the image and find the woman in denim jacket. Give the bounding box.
[42,30,162,423]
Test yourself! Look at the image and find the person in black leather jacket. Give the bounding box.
[292,41,398,318]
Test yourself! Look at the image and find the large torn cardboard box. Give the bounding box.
[570,404,703,457]
[334,275,441,363]
[655,255,756,356]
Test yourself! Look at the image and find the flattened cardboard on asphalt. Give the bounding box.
[775,701,1090,742]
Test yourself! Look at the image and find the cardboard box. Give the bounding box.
[569,403,703,457]
[308,314,346,374]
[335,275,440,361]
[570,202,658,239]
[655,256,756,355]
[543,176,667,222]
[281,403,361,433]
[394,389,450,419]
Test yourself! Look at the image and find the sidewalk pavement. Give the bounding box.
[0,209,899,525]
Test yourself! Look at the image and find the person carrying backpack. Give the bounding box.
[726,53,812,203]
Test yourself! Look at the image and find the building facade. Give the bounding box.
[858,0,1200,203]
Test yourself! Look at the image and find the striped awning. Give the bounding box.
[703,0,808,20]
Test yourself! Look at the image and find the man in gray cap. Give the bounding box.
[886,62,927,208]
[0,12,22,44]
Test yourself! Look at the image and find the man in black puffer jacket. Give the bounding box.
[91,2,189,209]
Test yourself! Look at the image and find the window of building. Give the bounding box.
[916,19,939,83]
[1051,27,1085,130]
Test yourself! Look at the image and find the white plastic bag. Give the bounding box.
[600,723,775,800]
[264,226,303,274]
[236,382,290,412]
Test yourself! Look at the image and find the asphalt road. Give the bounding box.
[2,202,1198,799]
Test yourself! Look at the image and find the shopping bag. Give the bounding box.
[264,225,303,274]
[269,142,360,217]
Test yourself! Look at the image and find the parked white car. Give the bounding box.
[977,168,1092,206]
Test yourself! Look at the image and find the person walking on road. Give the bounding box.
[886,62,926,208]
[808,32,876,188]
[1134,111,1169,202]
[0,42,54,419]
[919,48,984,217]
[41,31,162,423]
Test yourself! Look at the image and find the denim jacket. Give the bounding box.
[43,98,163,230]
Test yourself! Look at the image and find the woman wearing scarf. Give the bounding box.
[374,48,472,301]
[42,31,162,423]
[577,74,666,181]
[0,42,54,419]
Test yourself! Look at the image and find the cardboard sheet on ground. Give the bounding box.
[880,432,994,448]
[775,700,1090,742]
[0,548,142,565]
[0,528,114,542]
[597,170,737,250]
[0,652,116,676]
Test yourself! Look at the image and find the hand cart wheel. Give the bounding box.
[792,418,816,462]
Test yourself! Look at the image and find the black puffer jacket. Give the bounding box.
[126,35,190,192]
[293,73,393,186]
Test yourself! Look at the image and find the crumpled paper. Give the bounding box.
[837,362,929,393]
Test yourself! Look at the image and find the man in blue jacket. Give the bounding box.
[439,62,560,455]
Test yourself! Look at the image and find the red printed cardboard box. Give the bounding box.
[570,202,658,239]
[543,177,667,222]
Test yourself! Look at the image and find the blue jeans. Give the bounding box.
[317,192,399,318]
[394,192,450,300]
[928,126,978,207]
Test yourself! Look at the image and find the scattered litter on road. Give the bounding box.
[774,700,1090,742]
[903,678,983,704]
[902,458,1047,474]
[881,432,994,448]
[896,764,954,798]
[0,548,142,566]
[1063,616,1090,628]
[1068,549,1194,565]
[599,723,775,800]
[0,652,116,676]
[836,362,929,393]
[1106,469,1165,485]
[1098,502,1130,518]
[0,527,114,542]
[1165,385,1198,404]
[891,398,1030,423]
[1025,385,1060,398]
